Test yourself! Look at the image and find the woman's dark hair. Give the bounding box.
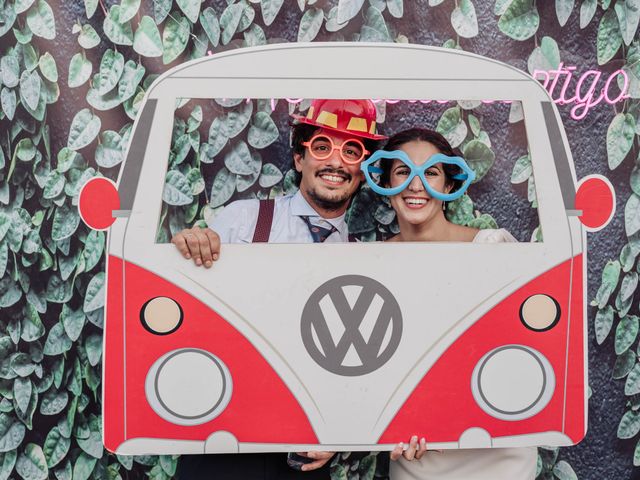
[290,122,383,187]
[380,128,465,194]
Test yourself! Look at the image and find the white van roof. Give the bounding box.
[147,43,551,101]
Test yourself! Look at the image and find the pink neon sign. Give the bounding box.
[532,62,629,120]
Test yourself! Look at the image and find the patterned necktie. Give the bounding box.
[300,216,338,243]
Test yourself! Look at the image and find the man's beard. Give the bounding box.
[306,168,353,212]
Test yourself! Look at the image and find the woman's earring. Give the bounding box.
[442,202,447,211]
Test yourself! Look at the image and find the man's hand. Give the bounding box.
[390,436,427,461]
[296,451,335,471]
[171,227,221,268]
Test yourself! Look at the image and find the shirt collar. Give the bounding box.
[290,190,348,235]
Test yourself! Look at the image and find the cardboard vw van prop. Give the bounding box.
[78,43,615,455]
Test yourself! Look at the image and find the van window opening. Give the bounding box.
[155,98,541,244]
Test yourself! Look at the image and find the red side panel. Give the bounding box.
[564,255,586,442]
[106,260,317,446]
[104,255,125,452]
[379,258,585,444]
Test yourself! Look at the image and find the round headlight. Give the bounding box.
[519,294,560,331]
[141,297,183,335]
[471,345,555,421]
[145,348,233,426]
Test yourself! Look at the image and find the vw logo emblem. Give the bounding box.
[301,275,403,376]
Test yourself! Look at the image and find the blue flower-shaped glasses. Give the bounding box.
[360,150,476,201]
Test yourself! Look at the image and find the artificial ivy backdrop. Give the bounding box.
[0,0,639,479]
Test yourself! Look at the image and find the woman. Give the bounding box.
[365,128,536,479]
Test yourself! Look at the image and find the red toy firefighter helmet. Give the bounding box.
[292,99,387,140]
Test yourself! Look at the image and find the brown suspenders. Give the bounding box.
[251,199,275,243]
[251,199,355,243]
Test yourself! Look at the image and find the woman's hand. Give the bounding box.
[390,436,427,461]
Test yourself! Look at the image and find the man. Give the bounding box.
[173,99,387,480]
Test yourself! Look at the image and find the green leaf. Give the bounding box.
[248,112,279,148]
[60,304,85,342]
[225,101,253,138]
[593,260,621,308]
[326,6,348,32]
[154,0,172,24]
[134,16,163,57]
[0,414,25,452]
[68,109,101,151]
[552,460,577,480]
[445,193,474,225]
[85,335,102,367]
[200,7,220,47]
[236,168,259,192]
[451,0,478,38]
[84,0,98,18]
[555,0,574,26]
[19,70,41,111]
[15,443,47,480]
[1,88,16,121]
[21,304,44,342]
[619,409,640,438]
[95,130,124,168]
[580,0,597,28]
[15,0,36,13]
[43,323,72,356]
[1,56,19,88]
[616,314,639,355]
[10,353,35,377]
[77,415,103,458]
[162,12,190,63]
[13,378,32,415]
[0,450,17,480]
[68,53,92,88]
[360,6,391,41]
[83,230,104,272]
[224,141,260,176]
[436,107,467,148]
[626,194,640,237]
[0,3,17,37]
[615,0,640,45]
[43,171,65,199]
[607,113,635,169]
[40,391,68,416]
[43,427,69,469]
[387,0,403,17]
[84,272,105,313]
[337,0,365,23]
[26,0,55,39]
[210,167,237,208]
[72,453,96,480]
[510,154,532,184]
[103,5,134,46]
[97,49,125,95]
[77,24,100,49]
[298,7,323,42]
[258,163,283,188]
[86,82,122,110]
[463,140,495,182]
[0,277,22,308]
[119,0,140,22]
[598,9,622,64]
[220,3,243,45]
[261,0,284,25]
[595,305,615,344]
[498,0,539,40]
[177,0,200,23]
[163,170,192,205]
[38,52,57,82]
[243,23,266,46]
[15,139,36,162]
[527,36,560,75]
[613,349,636,378]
